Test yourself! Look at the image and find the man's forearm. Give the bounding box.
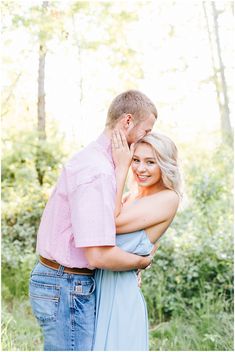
[84,246,150,271]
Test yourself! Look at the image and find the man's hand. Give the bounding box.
[137,243,160,287]
[144,242,160,270]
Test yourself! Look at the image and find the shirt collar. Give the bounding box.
[96,132,111,151]
[95,132,113,163]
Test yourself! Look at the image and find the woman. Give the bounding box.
[93,130,182,351]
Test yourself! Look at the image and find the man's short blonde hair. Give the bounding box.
[106,90,158,128]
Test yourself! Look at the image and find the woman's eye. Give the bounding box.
[147,161,155,165]
[133,158,140,163]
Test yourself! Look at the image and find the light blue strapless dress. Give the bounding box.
[93,230,154,351]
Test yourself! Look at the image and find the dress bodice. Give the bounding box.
[116,229,154,256]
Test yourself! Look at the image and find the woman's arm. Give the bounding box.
[116,190,179,234]
[111,129,134,217]
[114,166,129,217]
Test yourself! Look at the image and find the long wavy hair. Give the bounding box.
[135,132,183,197]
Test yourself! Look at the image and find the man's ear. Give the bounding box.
[121,114,134,130]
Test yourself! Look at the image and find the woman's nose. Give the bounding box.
[137,163,146,172]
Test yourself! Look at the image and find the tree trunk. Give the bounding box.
[36,1,48,186]
[72,14,84,143]
[202,2,233,147]
[211,2,233,147]
[37,43,46,140]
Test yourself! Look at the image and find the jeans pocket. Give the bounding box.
[29,278,60,326]
[71,278,96,344]
[73,276,96,297]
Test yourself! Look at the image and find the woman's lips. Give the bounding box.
[136,174,150,182]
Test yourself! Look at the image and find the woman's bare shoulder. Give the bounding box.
[152,189,179,207]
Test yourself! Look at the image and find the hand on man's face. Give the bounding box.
[126,113,156,145]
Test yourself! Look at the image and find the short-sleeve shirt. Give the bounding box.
[36,133,116,268]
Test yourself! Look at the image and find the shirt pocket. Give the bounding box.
[29,277,61,326]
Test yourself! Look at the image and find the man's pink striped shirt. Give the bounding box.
[36,133,116,268]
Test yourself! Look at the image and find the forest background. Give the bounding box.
[1,0,234,351]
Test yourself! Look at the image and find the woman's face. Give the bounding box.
[131,143,162,187]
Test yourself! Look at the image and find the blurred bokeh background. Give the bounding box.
[1,1,234,350]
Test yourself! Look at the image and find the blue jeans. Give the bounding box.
[29,262,96,351]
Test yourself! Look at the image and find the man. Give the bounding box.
[29,90,158,351]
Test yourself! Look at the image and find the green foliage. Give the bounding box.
[9,1,68,44]
[1,294,233,351]
[71,1,144,84]
[1,299,43,351]
[149,293,234,351]
[1,129,68,300]
[69,1,90,14]
[2,130,66,187]
[142,144,233,324]
[1,254,37,301]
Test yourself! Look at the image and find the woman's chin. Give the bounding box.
[136,180,151,187]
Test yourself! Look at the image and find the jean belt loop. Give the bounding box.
[57,264,65,276]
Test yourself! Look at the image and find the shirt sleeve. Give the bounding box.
[68,173,116,248]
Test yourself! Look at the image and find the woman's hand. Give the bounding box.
[111,129,134,169]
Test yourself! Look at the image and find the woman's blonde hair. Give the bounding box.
[136,132,183,197]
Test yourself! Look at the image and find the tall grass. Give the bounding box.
[1,293,233,351]
[149,293,234,351]
[1,299,43,351]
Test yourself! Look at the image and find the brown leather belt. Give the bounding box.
[39,256,94,275]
